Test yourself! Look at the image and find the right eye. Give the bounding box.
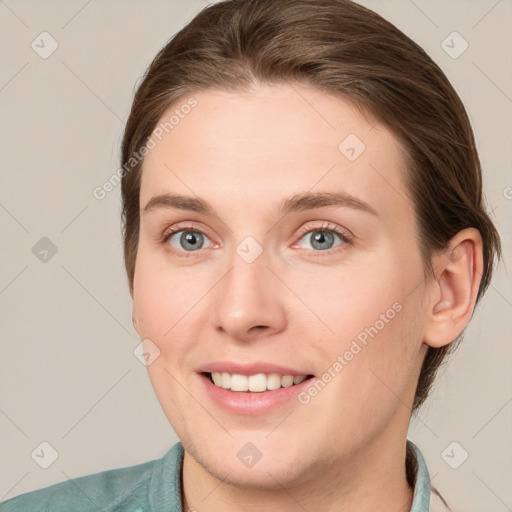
[165,230,214,252]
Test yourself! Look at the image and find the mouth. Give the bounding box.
[202,371,315,392]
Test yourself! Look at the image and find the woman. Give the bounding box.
[1,0,501,511]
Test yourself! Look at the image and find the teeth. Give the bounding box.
[248,373,266,392]
[221,372,230,389]
[209,372,308,392]
[211,372,222,387]
[231,374,248,392]
[281,375,294,388]
[266,373,282,390]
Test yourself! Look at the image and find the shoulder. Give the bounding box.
[0,444,182,512]
[0,460,157,512]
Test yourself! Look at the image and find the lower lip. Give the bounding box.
[199,373,314,416]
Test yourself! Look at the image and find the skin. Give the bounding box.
[131,83,483,511]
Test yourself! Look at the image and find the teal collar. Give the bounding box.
[408,440,431,511]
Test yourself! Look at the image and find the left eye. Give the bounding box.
[297,230,344,251]
[168,230,213,251]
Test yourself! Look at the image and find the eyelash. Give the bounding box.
[160,223,215,259]
[160,221,352,258]
[294,222,352,256]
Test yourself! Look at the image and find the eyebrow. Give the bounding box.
[142,194,213,215]
[141,191,378,217]
[279,191,378,216]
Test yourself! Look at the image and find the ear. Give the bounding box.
[132,308,142,338]
[129,280,141,337]
[424,228,484,348]
[131,288,142,338]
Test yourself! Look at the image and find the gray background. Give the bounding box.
[0,1,510,510]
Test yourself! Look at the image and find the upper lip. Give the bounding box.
[198,361,313,376]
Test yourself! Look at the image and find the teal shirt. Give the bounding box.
[1,440,434,511]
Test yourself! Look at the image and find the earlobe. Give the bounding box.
[132,310,141,338]
[424,228,483,348]
[130,281,141,337]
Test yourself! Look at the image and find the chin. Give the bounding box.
[209,454,306,490]
[184,433,312,490]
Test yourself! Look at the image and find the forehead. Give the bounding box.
[140,84,411,218]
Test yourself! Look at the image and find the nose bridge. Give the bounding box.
[212,244,286,340]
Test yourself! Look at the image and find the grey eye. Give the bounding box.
[169,231,211,251]
[298,230,343,251]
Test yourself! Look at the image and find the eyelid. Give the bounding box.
[159,220,353,257]
[293,221,353,245]
[161,222,213,242]
[160,222,217,258]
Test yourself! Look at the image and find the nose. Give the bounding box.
[212,251,287,343]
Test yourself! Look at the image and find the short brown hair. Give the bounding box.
[120,0,501,411]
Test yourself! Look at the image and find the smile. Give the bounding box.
[206,371,311,392]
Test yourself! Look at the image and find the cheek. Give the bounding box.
[132,250,218,383]
[133,250,202,340]
[289,248,422,342]
[133,274,174,341]
[296,293,424,451]
[292,247,425,410]
[132,255,207,433]
[337,298,424,430]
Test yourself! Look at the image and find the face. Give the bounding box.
[132,83,430,489]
